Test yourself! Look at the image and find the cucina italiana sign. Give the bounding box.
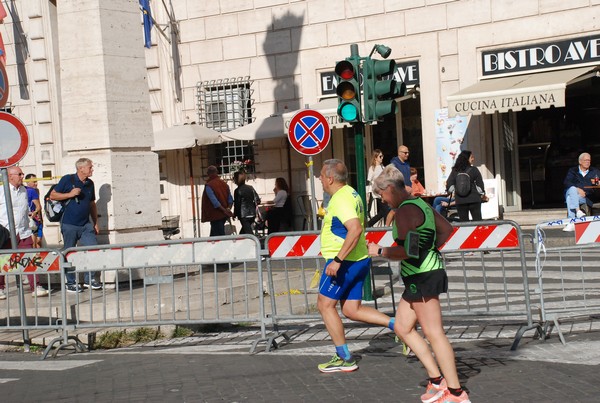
[453,92,558,115]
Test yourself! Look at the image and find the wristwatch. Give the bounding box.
[333,256,342,263]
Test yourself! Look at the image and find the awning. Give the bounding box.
[152,124,223,151]
[283,98,348,131]
[219,115,284,141]
[447,66,600,117]
[222,94,419,141]
[222,98,342,142]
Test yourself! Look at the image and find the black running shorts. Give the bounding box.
[401,269,448,301]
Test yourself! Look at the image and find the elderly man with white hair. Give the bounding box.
[563,152,600,232]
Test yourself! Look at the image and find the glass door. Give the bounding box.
[492,112,521,211]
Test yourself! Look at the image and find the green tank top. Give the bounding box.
[392,198,444,277]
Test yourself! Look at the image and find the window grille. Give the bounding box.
[197,77,256,176]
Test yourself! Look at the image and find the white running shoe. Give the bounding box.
[563,223,575,232]
[576,209,586,218]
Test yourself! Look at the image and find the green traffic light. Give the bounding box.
[339,103,359,121]
[335,57,362,123]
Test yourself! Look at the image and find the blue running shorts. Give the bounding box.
[319,258,371,301]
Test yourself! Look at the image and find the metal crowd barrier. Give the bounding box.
[1,235,266,358]
[257,220,538,352]
[0,247,71,357]
[439,220,539,349]
[534,215,600,344]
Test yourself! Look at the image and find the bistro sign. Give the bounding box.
[482,34,600,76]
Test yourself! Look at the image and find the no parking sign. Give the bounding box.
[288,109,330,156]
[0,112,29,167]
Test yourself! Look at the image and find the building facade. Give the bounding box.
[5,0,600,242]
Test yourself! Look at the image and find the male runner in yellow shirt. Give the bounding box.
[317,159,395,373]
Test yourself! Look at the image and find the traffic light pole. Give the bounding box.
[352,123,372,301]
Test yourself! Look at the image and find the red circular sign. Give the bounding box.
[0,112,29,168]
[288,109,331,156]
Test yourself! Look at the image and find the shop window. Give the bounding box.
[197,77,256,176]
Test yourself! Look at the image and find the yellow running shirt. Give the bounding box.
[320,185,368,261]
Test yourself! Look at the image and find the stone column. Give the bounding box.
[56,0,162,243]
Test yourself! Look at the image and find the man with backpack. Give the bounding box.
[50,158,102,292]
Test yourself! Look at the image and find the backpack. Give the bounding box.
[455,170,472,197]
[44,175,75,222]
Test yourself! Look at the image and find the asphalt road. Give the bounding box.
[1,319,600,403]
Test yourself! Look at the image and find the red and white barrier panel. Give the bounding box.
[0,251,61,273]
[574,220,600,244]
[365,229,396,247]
[268,234,321,258]
[268,230,396,258]
[268,225,518,258]
[440,224,519,252]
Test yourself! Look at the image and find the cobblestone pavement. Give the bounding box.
[1,316,600,402]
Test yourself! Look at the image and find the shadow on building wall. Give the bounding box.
[7,0,29,100]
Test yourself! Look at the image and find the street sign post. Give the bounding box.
[288,109,331,231]
[0,111,31,348]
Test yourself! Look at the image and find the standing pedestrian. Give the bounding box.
[201,165,234,236]
[25,174,43,248]
[316,159,396,373]
[50,158,102,292]
[233,170,260,235]
[367,164,471,403]
[367,149,389,227]
[0,166,49,299]
[390,145,412,192]
[445,150,485,222]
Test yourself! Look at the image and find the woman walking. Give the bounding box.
[445,150,485,222]
[366,149,389,226]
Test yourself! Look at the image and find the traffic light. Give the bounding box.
[335,59,362,123]
[362,57,406,123]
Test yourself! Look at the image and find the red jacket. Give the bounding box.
[201,175,231,222]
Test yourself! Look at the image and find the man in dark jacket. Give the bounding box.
[201,166,233,236]
[563,152,600,231]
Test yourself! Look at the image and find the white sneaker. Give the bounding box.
[576,209,586,218]
[32,286,49,297]
[22,276,29,285]
[0,288,6,300]
[563,223,575,232]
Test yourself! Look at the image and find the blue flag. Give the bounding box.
[139,0,153,48]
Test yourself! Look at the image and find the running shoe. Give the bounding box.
[317,354,358,373]
[394,335,412,356]
[421,378,447,403]
[436,389,471,403]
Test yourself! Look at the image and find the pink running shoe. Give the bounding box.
[436,389,471,403]
[421,378,447,403]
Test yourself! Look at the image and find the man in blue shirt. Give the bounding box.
[390,145,412,192]
[563,152,600,231]
[50,158,102,292]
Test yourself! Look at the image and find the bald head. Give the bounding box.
[7,166,24,187]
